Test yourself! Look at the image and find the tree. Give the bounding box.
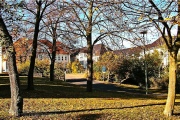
[146,50,162,78]
[41,1,68,81]
[97,51,121,81]
[21,0,55,90]
[121,0,179,116]
[0,2,23,116]
[64,0,124,92]
[13,38,31,63]
[147,1,179,116]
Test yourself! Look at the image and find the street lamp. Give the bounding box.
[140,30,148,95]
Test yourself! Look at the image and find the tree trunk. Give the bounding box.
[0,15,23,117]
[50,59,55,81]
[8,52,23,117]
[164,51,177,116]
[86,1,93,92]
[27,2,42,90]
[50,38,56,81]
[27,46,36,90]
[86,42,93,92]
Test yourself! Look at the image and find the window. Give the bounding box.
[58,56,61,61]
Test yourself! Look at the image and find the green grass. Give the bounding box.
[0,76,180,120]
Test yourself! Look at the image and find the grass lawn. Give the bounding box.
[0,76,180,120]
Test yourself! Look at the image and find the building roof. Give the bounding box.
[113,36,167,56]
[145,36,165,50]
[14,38,70,55]
[93,44,112,56]
[56,41,69,54]
[38,39,52,48]
[113,47,142,56]
[77,44,112,56]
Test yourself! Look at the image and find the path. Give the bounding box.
[65,73,145,94]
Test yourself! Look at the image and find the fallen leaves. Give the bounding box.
[0,77,180,119]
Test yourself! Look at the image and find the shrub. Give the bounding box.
[118,57,144,85]
[66,62,72,73]
[71,59,84,73]
[35,59,50,76]
[17,60,30,75]
[93,72,102,80]
[149,77,168,89]
[117,50,166,87]
[54,62,65,80]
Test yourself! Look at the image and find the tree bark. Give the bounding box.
[0,15,23,117]
[163,52,177,116]
[50,37,56,81]
[86,39,93,92]
[148,0,180,116]
[163,1,180,116]
[50,58,55,81]
[27,1,42,90]
[86,1,93,92]
[8,51,23,117]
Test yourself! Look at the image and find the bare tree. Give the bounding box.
[120,0,179,116]
[148,1,180,116]
[21,0,55,90]
[41,1,69,81]
[0,1,23,116]
[63,0,125,92]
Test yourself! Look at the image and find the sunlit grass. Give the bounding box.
[0,76,180,119]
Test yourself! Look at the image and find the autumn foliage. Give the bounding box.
[71,59,84,73]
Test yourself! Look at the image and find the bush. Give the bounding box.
[93,72,102,80]
[66,62,72,73]
[148,65,169,89]
[117,50,166,87]
[35,59,50,76]
[149,77,168,89]
[17,60,30,75]
[118,57,145,85]
[71,59,84,73]
[54,63,65,80]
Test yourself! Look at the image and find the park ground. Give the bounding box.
[0,73,180,120]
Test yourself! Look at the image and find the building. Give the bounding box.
[0,36,172,73]
[0,47,8,73]
[0,38,71,74]
[55,41,71,63]
[113,36,169,66]
[13,38,70,64]
[75,44,112,68]
[0,38,71,73]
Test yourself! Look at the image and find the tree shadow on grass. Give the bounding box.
[21,102,166,117]
[76,113,103,120]
[0,77,168,100]
[0,83,167,100]
[173,113,180,116]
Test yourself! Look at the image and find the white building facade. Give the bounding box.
[0,47,8,73]
[75,44,112,68]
